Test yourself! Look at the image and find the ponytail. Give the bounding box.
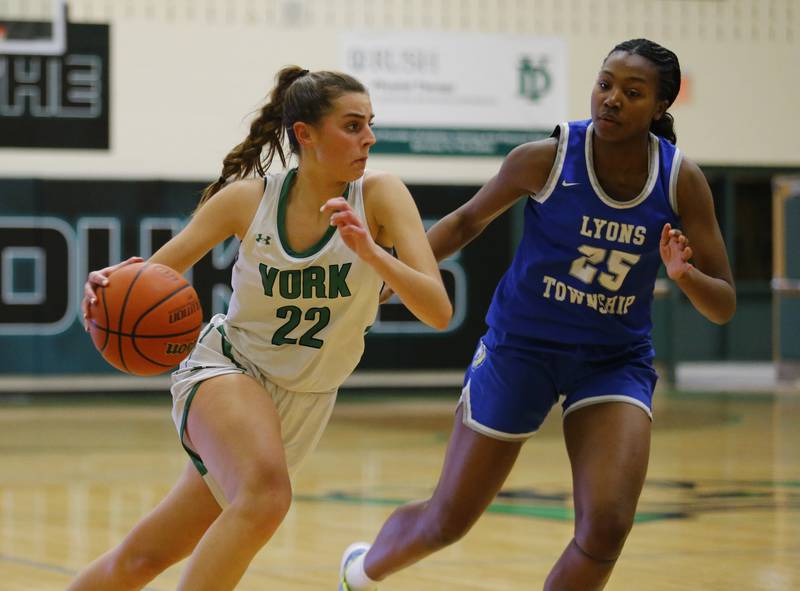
[650,112,677,145]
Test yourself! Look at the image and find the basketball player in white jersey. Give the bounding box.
[70,67,452,591]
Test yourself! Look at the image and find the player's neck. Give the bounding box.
[292,166,349,208]
[591,133,650,177]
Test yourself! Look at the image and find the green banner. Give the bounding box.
[371,127,551,157]
[0,179,512,375]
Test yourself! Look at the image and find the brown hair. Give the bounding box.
[197,66,367,209]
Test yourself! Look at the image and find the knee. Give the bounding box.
[230,470,293,540]
[108,547,178,586]
[575,508,634,560]
[421,500,476,548]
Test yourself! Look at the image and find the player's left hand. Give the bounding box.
[659,223,693,281]
[321,197,379,261]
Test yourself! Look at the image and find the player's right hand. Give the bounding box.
[81,256,144,331]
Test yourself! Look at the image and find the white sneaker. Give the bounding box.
[338,541,372,591]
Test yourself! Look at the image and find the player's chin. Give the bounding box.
[351,157,368,172]
[592,118,627,141]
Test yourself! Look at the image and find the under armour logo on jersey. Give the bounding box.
[255,233,272,245]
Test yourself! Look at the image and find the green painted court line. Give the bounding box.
[295,493,680,523]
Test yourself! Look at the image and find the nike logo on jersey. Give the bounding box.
[561,180,580,187]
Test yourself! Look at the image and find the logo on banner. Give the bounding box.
[517,56,551,103]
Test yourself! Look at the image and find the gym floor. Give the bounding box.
[1,386,798,590]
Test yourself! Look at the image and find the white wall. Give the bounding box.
[1,0,798,182]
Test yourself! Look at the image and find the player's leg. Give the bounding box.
[66,459,222,591]
[174,372,293,591]
[361,404,523,580]
[543,401,651,590]
[543,342,659,590]
[342,334,557,590]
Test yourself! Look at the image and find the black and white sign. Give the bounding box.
[0,23,110,149]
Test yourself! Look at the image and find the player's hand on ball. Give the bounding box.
[85,262,202,375]
[82,256,144,330]
[321,197,379,262]
[659,223,693,281]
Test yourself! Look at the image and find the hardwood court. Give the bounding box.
[1,387,798,590]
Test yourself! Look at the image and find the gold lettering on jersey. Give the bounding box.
[542,275,636,316]
[259,263,352,299]
[579,215,646,246]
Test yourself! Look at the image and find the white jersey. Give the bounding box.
[222,168,383,392]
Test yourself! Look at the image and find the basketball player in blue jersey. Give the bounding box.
[339,39,735,591]
[70,67,451,591]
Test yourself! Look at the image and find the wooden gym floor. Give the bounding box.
[0,386,798,590]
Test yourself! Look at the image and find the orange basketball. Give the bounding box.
[87,262,203,376]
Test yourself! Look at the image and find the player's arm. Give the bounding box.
[323,172,452,330]
[426,138,558,261]
[147,179,262,273]
[661,158,736,324]
[81,180,261,327]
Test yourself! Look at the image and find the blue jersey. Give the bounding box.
[486,119,682,345]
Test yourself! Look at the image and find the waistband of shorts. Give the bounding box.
[484,326,653,357]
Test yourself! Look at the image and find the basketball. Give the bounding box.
[87,262,203,376]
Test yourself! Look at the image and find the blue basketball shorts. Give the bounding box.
[459,327,659,441]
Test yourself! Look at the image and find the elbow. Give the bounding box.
[709,294,737,325]
[711,304,736,325]
[428,299,454,331]
[708,313,732,326]
[446,209,484,251]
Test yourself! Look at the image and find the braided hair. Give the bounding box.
[607,39,681,144]
[197,67,367,209]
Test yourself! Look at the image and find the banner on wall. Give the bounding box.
[0,180,509,375]
[340,31,567,156]
[0,23,110,149]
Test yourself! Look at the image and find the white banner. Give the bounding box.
[340,31,567,152]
